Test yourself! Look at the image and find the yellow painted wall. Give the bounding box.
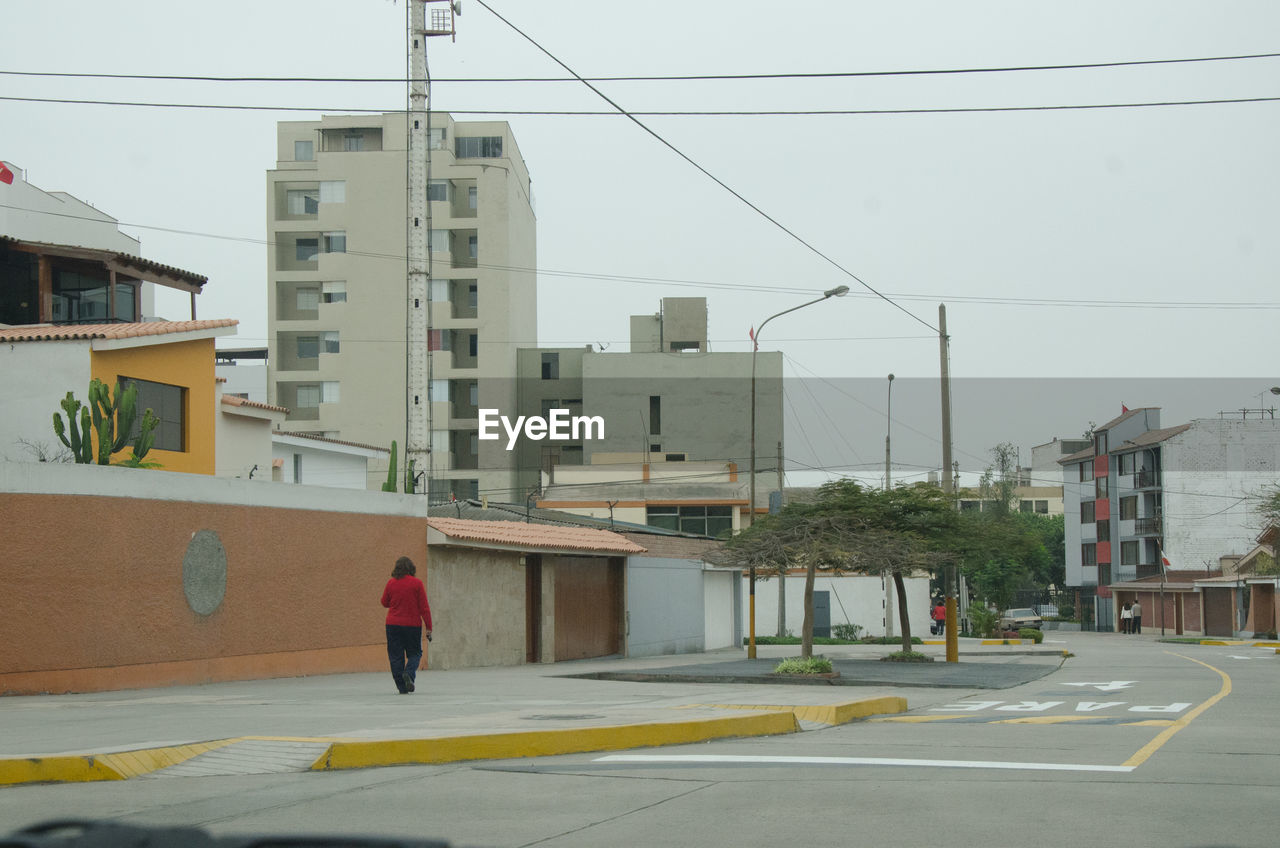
[91,338,217,474]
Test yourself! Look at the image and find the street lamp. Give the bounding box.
[885,374,895,490]
[746,284,849,658]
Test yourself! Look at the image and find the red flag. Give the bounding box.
[0,163,14,185]
[748,326,756,351]
[1121,404,1129,413]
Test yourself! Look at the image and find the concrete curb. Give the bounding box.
[0,697,908,785]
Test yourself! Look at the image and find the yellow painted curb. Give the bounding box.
[979,639,1029,645]
[680,697,908,727]
[313,712,800,771]
[0,738,243,786]
[1251,641,1280,648]
[1199,640,1246,646]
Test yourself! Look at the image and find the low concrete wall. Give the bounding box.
[0,462,427,694]
[428,548,525,670]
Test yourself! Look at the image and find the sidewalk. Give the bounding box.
[0,641,1064,787]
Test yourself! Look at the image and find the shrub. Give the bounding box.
[832,623,864,641]
[1020,628,1044,644]
[880,651,934,663]
[774,656,834,675]
[969,606,1000,638]
[1057,602,1075,620]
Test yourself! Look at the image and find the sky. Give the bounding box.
[3,0,1279,481]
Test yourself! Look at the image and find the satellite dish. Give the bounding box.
[453,1,462,14]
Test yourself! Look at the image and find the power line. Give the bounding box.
[6,203,1279,313]
[8,93,1280,115]
[5,49,1280,82]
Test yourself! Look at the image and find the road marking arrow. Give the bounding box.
[1062,681,1136,691]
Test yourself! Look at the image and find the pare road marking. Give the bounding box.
[1062,681,1136,691]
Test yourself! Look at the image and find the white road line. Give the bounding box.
[594,754,1135,773]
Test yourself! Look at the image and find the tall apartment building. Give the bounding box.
[267,113,536,497]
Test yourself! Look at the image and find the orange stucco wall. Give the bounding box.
[90,338,216,474]
[0,491,428,694]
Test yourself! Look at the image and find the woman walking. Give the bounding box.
[381,556,433,694]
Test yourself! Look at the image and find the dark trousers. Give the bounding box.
[1132,616,1142,634]
[386,624,422,692]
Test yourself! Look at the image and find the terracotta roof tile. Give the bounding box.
[273,430,388,453]
[1118,424,1192,449]
[427,517,646,554]
[221,395,288,414]
[0,319,237,342]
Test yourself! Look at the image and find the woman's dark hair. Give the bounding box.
[391,556,416,579]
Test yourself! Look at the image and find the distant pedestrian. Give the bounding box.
[381,556,433,695]
[932,599,947,635]
[1120,602,1133,634]
[1131,599,1143,634]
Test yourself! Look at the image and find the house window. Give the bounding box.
[1121,541,1139,565]
[296,238,319,262]
[120,377,185,452]
[455,136,503,158]
[52,269,109,322]
[1079,462,1093,483]
[113,282,137,322]
[1097,520,1111,543]
[468,186,478,209]
[321,331,339,354]
[1082,543,1097,566]
[1081,501,1095,523]
[1118,453,1136,475]
[293,453,303,482]
[322,231,346,253]
[297,335,319,359]
[296,286,320,312]
[647,505,733,538]
[294,140,314,161]
[541,352,559,380]
[1035,500,1049,514]
[1020,500,1033,514]
[322,281,346,303]
[1120,496,1137,520]
[320,181,345,203]
[428,180,450,202]
[287,189,319,215]
[650,395,661,435]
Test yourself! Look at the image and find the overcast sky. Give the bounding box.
[3,1,1279,479]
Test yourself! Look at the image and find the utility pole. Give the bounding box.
[406,1,458,497]
[939,304,958,663]
[776,439,786,637]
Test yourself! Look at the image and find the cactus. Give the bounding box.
[53,392,94,463]
[383,441,398,492]
[53,381,162,468]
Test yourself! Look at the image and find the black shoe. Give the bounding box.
[404,677,415,693]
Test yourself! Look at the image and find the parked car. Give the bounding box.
[999,608,1043,630]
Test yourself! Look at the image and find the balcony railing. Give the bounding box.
[1135,469,1160,489]
[1135,516,1162,535]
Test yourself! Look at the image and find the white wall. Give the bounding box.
[627,556,705,657]
[703,570,738,650]
[272,441,377,489]
[0,341,90,462]
[745,573,932,639]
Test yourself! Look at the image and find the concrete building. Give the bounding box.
[1060,407,1280,628]
[514,297,783,505]
[266,113,536,498]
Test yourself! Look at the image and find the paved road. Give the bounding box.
[1,633,1276,847]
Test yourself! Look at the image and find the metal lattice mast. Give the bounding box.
[406,1,457,496]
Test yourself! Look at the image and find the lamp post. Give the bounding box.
[885,373,895,490]
[747,284,849,658]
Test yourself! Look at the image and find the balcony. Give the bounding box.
[1135,516,1162,535]
[1135,469,1160,489]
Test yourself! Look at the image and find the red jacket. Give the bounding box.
[381,575,432,629]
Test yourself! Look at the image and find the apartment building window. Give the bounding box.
[1121,541,1139,565]
[120,377,185,452]
[296,238,319,262]
[428,180,450,202]
[1118,453,1136,475]
[322,382,339,403]
[322,231,346,253]
[469,383,479,406]
[294,140,314,161]
[321,331,339,354]
[1035,500,1049,514]
[429,229,450,253]
[343,134,363,152]
[1020,500,1033,514]
[468,186,478,209]
[647,505,733,538]
[468,333,478,357]
[1079,462,1093,482]
[428,329,451,351]
[1095,431,1108,455]
[1081,501,1095,523]
[320,181,345,203]
[297,384,320,408]
[1120,496,1137,520]
[428,380,449,402]
[296,286,320,312]
[287,189,319,215]
[1082,543,1097,566]
[1096,475,1109,498]
[322,281,346,303]
[541,352,559,380]
[297,335,319,359]
[1097,519,1111,542]
[455,136,502,158]
[468,283,478,309]
[428,127,446,150]
[467,235,478,259]
[650,395,662,435]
